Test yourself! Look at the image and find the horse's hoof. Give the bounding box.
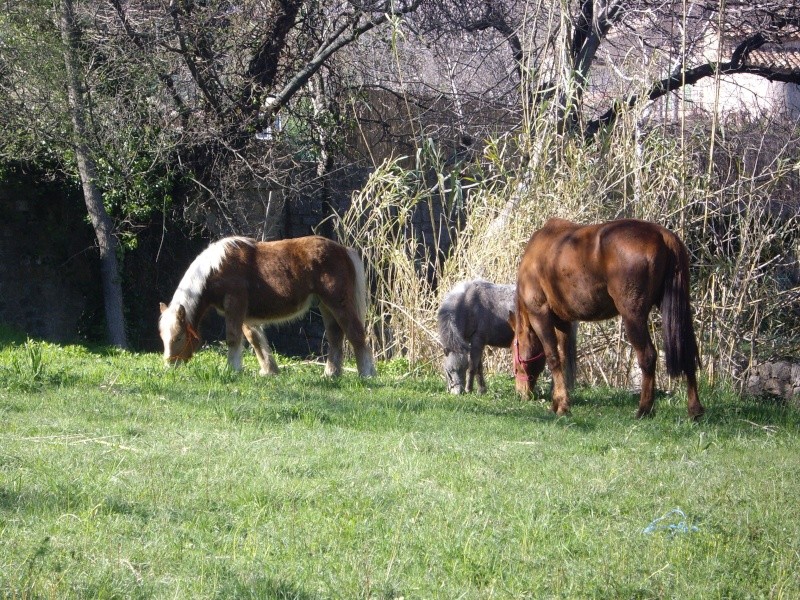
[635,409,655,419]
[515,385,533,400]
[688,407,705,421]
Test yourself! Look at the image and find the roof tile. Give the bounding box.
[745,47,800,73]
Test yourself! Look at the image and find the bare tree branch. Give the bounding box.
[262,0,424,124]
[583,31,800,137]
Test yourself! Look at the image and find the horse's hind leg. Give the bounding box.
[621,315,657,418]
[321,303,376,377]
[685,372,704,420]
[243,324,279,375]
[319,305,345,377]
[348,319,376,378]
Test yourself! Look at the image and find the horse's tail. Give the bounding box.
[660,232,700,378]
[436,293,470,355]
[346,247,369,326]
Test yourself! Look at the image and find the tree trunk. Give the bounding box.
[60,0,128,348]
[311,72,335,237]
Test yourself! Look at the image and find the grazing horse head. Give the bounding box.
[443,349,469,394]
[158,236,237,367]
[510,311,546,398]
[159,302,201,366]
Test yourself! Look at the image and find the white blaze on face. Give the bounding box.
[159,305,181,362]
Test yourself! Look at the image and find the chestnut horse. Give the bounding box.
[513,218,703,420]
[159,235,376,377]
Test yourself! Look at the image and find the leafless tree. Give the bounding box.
[388,1,800,139]
[93,0,425,231]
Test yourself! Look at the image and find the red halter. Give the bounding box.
[168,322,201,363]
[513,339,545,382]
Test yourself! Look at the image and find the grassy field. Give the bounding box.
[1,330,799,599]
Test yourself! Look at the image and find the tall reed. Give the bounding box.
[336,1,800,392]
[337,99,799,393]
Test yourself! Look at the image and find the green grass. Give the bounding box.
[1,334,799,599]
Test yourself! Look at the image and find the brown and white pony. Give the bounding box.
[513,218,704,420]
[159,235,376,377]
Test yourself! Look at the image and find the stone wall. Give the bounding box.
[0,176,102,344]
[746,361,800,406]
[1,163,454,361]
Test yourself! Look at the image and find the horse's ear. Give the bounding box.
[159,302,168,314]
[176,304,186,322]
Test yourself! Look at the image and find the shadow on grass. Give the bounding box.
[0,324,29,347]
[3,322,796,435]
[0,324,122,356]
[563,382,800,440]
[198,372,612,435]
[103,365,800,437]
[702,394,800,429]
[214,576,319,600]
[0,482,155,523]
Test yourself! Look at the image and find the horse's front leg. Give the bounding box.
[465,346,475,393]
[549,366,571,416]
[535,316,571,415]
[224,296,246,371]
[226,328,244,371]
[468,344,487,394]
[243,324,279,375]
[556,321,578,392]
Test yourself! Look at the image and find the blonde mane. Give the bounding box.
[163,236,253,324]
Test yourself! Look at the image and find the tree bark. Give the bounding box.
[60,0,128,348]
[310,72,336,237]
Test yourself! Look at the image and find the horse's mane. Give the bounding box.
[167,236,254,322]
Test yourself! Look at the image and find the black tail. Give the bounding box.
[660,234,700,378]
